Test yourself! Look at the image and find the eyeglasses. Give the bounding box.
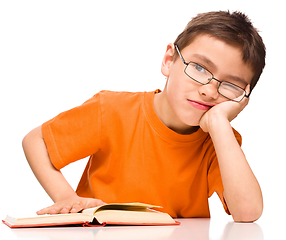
[175,45,249,102]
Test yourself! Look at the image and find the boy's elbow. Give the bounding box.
[232,206,263,223]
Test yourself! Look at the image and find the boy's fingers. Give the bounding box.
[37,204,79,215]
[69,199,106,213]
[37,204,64,215]
[36,207,54,215]
[36,198,107,215]
[36,209,46,215]
[49,207,61,215]
[60,206,72,214]
[70,202,82,213]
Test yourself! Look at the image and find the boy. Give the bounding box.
[22,11,265,222]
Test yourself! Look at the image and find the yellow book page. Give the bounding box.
[82,202,162,215]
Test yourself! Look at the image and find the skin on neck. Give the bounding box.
[154,90,200,135]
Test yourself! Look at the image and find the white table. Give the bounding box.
[1,217,269,240]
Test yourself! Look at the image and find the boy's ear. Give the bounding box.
[161,43,175,77]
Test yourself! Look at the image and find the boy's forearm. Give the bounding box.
[22,126,77,203]
[208,116,263,222]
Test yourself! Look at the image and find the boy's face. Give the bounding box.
[159,34,254,132]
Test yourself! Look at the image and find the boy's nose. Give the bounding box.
[198,80,220,100]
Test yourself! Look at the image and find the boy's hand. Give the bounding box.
[36,196,106,215]
[199,85,250,133]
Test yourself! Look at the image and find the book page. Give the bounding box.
[82,203,162,215]
[94,209,176,224]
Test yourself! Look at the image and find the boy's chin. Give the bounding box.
[180,115,202,128]
[179,121,201,134]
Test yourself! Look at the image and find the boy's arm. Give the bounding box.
[200,94,263,222]
[22,126,105,215]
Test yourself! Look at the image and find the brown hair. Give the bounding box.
[173,11,266,93]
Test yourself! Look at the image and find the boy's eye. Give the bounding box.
[194,64,206,74]
[221,82,241,91]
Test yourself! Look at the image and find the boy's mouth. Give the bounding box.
[187,100,215,111]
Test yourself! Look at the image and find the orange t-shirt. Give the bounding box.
[42,90,242,218]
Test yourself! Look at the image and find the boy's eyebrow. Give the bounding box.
[224,75,248,86]
[191,53,217,71]
[191,53,248,85]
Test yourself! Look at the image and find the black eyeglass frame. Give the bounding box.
[174,45,250,102]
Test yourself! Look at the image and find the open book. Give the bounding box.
[2,203,180,228]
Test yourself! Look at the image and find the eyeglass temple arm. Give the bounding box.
[175,45,188,65]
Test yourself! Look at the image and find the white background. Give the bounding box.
[0,0,285,238]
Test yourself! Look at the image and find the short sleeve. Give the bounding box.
[42,93,102,170]
[207,128,242,215]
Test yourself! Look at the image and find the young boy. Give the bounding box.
[22,11,265,222]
